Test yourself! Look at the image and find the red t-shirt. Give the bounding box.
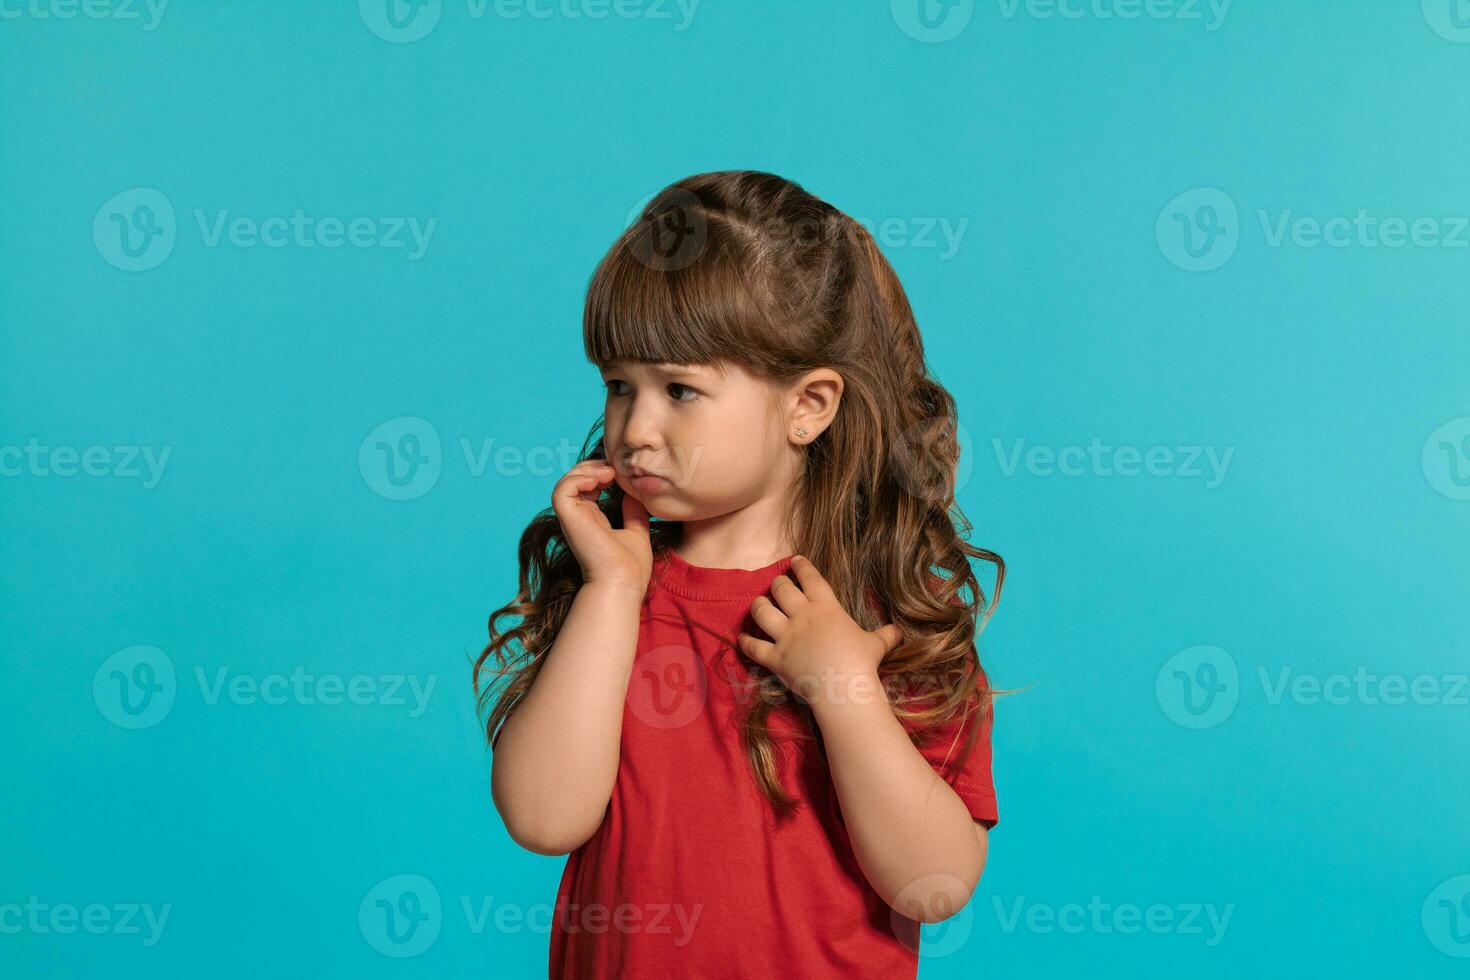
[541,548,998,978]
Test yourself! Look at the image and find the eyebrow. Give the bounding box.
[600,362,706,378]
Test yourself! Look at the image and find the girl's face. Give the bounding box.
[599,359,795,521]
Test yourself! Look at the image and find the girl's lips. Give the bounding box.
[630,474,669,493]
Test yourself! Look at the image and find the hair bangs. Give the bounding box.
[583,216,764,371]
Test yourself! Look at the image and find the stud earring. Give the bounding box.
[795,426,808,438]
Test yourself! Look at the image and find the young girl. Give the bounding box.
[475,170,1005,978]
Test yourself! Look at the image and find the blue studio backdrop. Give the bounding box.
[3,1,1469,976]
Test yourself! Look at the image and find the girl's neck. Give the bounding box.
[671,520,797,572]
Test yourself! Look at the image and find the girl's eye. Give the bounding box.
[602,380,699,403]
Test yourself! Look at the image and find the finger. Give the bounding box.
[748,595,789,639]
[566,461,610,482]
[570,460,615,482]
[788,555,839,603]
[769,573,808,611]
[573,477,608,502]
[620,492,650,537]
[558,469,609,500]
[874,623,905,654]
[553,476,596,514]
[557,473,590,494]
[736,631,775,667]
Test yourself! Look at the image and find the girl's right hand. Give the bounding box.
[551,460,653,595]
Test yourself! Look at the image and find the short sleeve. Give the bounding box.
[909,679,998,828]
[865,577,999,827]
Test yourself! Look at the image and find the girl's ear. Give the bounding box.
[788,368,844,444]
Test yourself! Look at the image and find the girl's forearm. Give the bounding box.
[811,674,987,923]
[490,581,644,855]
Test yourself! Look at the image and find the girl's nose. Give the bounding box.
[619,398,661,452]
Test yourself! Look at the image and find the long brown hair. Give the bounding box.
[474,170,1006,816]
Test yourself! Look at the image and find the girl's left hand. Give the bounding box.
[736,555,905,701]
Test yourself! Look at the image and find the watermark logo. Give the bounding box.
[1156,645,1238,729]
[1423,0,1470,42]
[889,873,974,957]
[1423,875,1470,957]
[627,187,709,272]
[1161,189,1470,271]
[359,424,604,499]
[1423,416,1470,501]
[891,0,974,43]
[360,874,442,957]
[94,648,436,722]
[892,418,975,504]
[1157,187,1238,272]
[359,416,442,500]
[93,189,437,269]
[93,645,176,730]
[360,0,442,41]
[358,874,703,948]
[626,644,707,729]
[94,188,176,272]
[624,191,971,264]
[361,0,698,43]
[1160,647,1467,725]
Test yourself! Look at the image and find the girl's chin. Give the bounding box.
[635,495,704,523]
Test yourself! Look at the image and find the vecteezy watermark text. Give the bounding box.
[94,188,436,272]
[93,646,438,729]
[991,437,1234,488]
[996,0,1230,30]
[0,0,167,30]
[0,898,171,946]
[464,896,702,946]
[359,0,700,43]
[0,440,171,488]
[195,666,436,717]
[890,0,1230,43]
[1158,187,1470,272]
[623,188,972,265]
[993,895,1234,946]
[358,416,625,500]
[1157,645,1470,729]
[193,210,436,258]
[358,874,702,958]
[1258,666,1469,707]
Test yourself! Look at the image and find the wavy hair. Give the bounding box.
[474,170,1006,817]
